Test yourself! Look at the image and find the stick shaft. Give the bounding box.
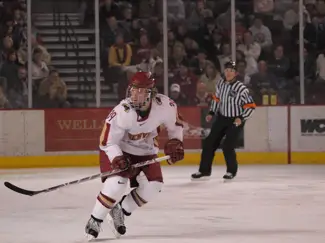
[4,155,170,196]
[44,155,170,192]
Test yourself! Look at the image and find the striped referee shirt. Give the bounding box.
[209,78,256,121]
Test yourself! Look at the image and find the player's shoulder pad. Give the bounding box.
[106,100,136,128]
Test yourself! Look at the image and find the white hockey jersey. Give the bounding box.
[99,94,184,162]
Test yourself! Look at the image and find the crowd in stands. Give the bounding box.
[97,0,325,106]
[0,0,69,109]
[2,0,325,109]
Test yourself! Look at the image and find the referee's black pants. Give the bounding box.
[199,114,244,176]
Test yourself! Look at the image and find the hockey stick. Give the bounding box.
[4,155,170,197]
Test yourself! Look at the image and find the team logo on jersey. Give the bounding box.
[122,103,130,112]
[229,90,238,97]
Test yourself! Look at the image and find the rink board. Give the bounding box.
[1,152,325,169]
[0,106,325,168]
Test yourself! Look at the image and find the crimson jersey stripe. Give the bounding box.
[100,123,111,146]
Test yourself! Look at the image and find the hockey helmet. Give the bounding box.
[126,71,157,109]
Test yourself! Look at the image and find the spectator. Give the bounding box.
[235,20,247,44]
[101,15,120,49]
[1,36,14,62]
[169,83,188,106]
[157,29,179,59]
[291,12,316,49]
[108,33,132,68]
[196,17,216,50]
[313,14,325,50]
[167,0,185,23]
[35,83,69,108]
[292,48,316,85]
[7,65,28,108]
[17,37,51,66]
[169,42,187,74]
[216,6,244,32]
[0,49,20,91]
[218,42,232,72]
[138,0,160,19]
[199,61,221,93]
[147,18,162,45]
[237,31,261,61]
[317,1,325,15]
[13,7,21,24]
[108,33,132,96]
[187,0,212,30]
[316,49,325,83]
[193,82,212,106]
[283,0,299,30]
[183,36,199,60]
[31,48,49,83]
[191,49,208,76]
[171,60,198,100]
[236,49,257,76]
[175,21,189,43]
[0,85,11,109]
[119,6,133,42]
[250,60,278,104]
[268,45,290,88]
[237,59,251,85]
[209,29,224,63]
[99,0,120,23]
[249,17,273,50]
[132,48,162,73]
[39,69,67,102]
[133,33,152,66]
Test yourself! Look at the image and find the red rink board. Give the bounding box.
[44,107,201,152]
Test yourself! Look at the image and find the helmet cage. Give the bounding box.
[126,85,153,109]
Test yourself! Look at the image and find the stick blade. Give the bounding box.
[4,182,37,196]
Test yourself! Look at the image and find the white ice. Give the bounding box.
[1,165,325,243]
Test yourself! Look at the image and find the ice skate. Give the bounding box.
[107,203,126,238]
[85,216,102,239]
[191,171,211,181]
[223,172,235,182]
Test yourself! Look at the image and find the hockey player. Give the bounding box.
[85,71,184,238]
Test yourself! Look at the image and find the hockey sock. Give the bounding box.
[121,188,147,215]
[91,176,128,220]
[92,192,116,220]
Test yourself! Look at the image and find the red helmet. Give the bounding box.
[126,71,156,109]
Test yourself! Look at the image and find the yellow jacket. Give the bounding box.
[108,44,132,67]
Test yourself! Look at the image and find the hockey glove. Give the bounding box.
[111,155,131,171]
[164,138,184,164]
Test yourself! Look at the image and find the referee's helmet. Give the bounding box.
[224,60,237,70]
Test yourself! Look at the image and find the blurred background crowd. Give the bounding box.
[1,0,325,109]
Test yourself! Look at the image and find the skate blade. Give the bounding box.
[106,214,121,239]
[223,178,235,183]
[84,233,96,242]
[191,177,210,182]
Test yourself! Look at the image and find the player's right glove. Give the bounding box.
[111,155,131,170]
[164,138,184,164]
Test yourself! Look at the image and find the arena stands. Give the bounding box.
[97,0,325,106]
[1,0,325,109]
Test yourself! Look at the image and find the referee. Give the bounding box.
[191,61,256,181]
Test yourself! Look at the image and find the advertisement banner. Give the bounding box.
[45,108,110,151]
[45,107,202,152]
[291,106,325,151]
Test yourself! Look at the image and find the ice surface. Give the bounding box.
[1,165,325,243]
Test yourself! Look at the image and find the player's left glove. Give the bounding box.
[164,138,184,164]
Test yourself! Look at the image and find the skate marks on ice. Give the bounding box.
[1,166,325,243]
